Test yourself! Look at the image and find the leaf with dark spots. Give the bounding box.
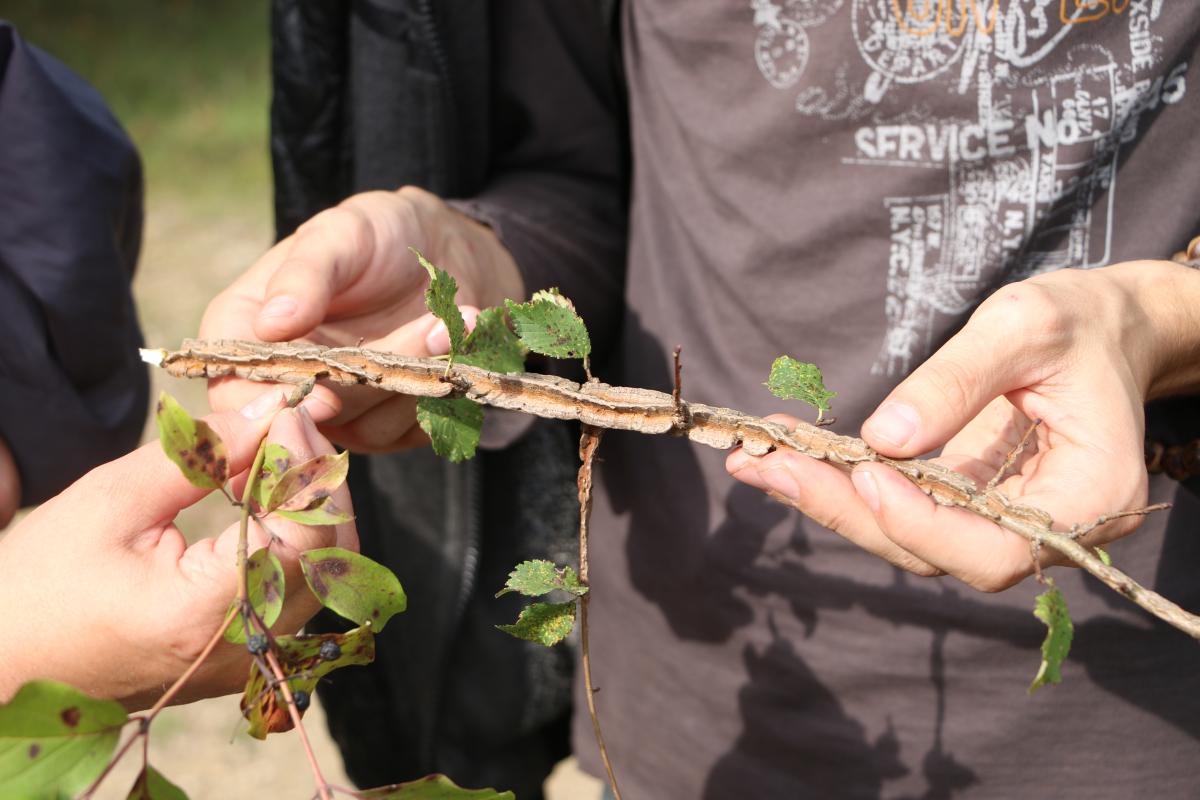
[299,548,407,631]
[505,292,591,362]
[225,548,286,644]
[251,443,292,510]
[240,626,374,739]
[0,680,128,797]
[266,451,349,513]
[458,306,527,374]
[413,248,467,359]
[155,392,229,489]
[358,773,515,799]
[496,560,587,599]
[275,497,354,526]
[126,765,189,800]
[496,601,577,647]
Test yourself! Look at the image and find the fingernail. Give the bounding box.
[760,465,800,501]
[852,470,880,512]
[240,390,286,419]
[864,402,920,448]
[425,320,450,355]
[260,295,298,320]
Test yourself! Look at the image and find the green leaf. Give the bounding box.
[240,626,375,739]
[417,397,483,463]
[251,443,292,510]
[225,548,285,644]
[496,601,577,647]
[266,451,350,513]
[496,560,587,599]
[358,774,514,799]
[1029,580,1074,694]
[1095,547,1112,567]
[458,307,527,374]
[299,548,407,631]
[765,356,837,418]
[504,290,591,361]
[275,497,354,526]
[412,247,466,357]
[0,680,128,798]
[155,392,229,489]
[127,765,189,800]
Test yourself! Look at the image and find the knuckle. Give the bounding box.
[916,356,977,415]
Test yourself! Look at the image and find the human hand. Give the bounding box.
[0,435,19,528]
[202,187,525,452]
[728,260,1200,591]
[0,390,357,709]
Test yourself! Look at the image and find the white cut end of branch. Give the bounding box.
[139,348,167,366]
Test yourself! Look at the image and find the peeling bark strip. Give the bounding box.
[144,340,1200,639]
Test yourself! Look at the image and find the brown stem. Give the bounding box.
[79,609,238,799]
[143,341,1200,640]
[265,649,332,800]
[576,426,621,799]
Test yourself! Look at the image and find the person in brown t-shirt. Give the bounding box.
[206,3,1200,797]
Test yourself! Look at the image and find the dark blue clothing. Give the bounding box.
[0,22,147,506]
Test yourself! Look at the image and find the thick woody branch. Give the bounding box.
[143,340,1200,639]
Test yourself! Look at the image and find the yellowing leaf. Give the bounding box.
[155,392,229,489]
[225,548,285,644]
[496,601,577,647]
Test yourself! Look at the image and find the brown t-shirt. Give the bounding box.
[562,3,1200,798]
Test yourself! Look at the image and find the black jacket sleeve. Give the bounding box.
[0,23,148,506]
[451,2,629,366]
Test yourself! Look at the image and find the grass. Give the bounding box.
[6,0,271,213]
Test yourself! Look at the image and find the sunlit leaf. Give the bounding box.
[496,560,587,599]
[459,307,526,374]
[240,626,375,739]
[412,248,466,357]
[225,548,285,644]
[300,548,407,631]
[251,443,292,510]
[1095,547,1112,567]
[417,397,483,463]
[126,765,189,800]
[266,451,349,513]
[505,290,591,361]
[358,774,515,799]
[0,680,128,798]
[765,356,836,418]
[155,392,229,489]
[1029,580,1073,694]
[496,601,577,647]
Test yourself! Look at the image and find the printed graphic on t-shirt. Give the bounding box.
[751,0,1187,374]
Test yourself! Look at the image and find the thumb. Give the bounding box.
[862,324,1027,458]
[253,206,381,342]
[72,389,289,534]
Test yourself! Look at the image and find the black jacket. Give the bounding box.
[270,2,627,796]
[0,22,147,507]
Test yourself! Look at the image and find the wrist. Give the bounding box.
[1107,259,1200,401]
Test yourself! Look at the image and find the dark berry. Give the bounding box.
[292,690,311,711]
[246,634,269,656]
[318,640,342,661]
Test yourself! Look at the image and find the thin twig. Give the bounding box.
[987,418,1041,491]
[1070,503,1172,540]
[143,341,1200,640]
[78,608,238,799]
[577,425,621,799]
[265,649,332,800]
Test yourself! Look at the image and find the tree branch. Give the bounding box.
[143,340,1200,639]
